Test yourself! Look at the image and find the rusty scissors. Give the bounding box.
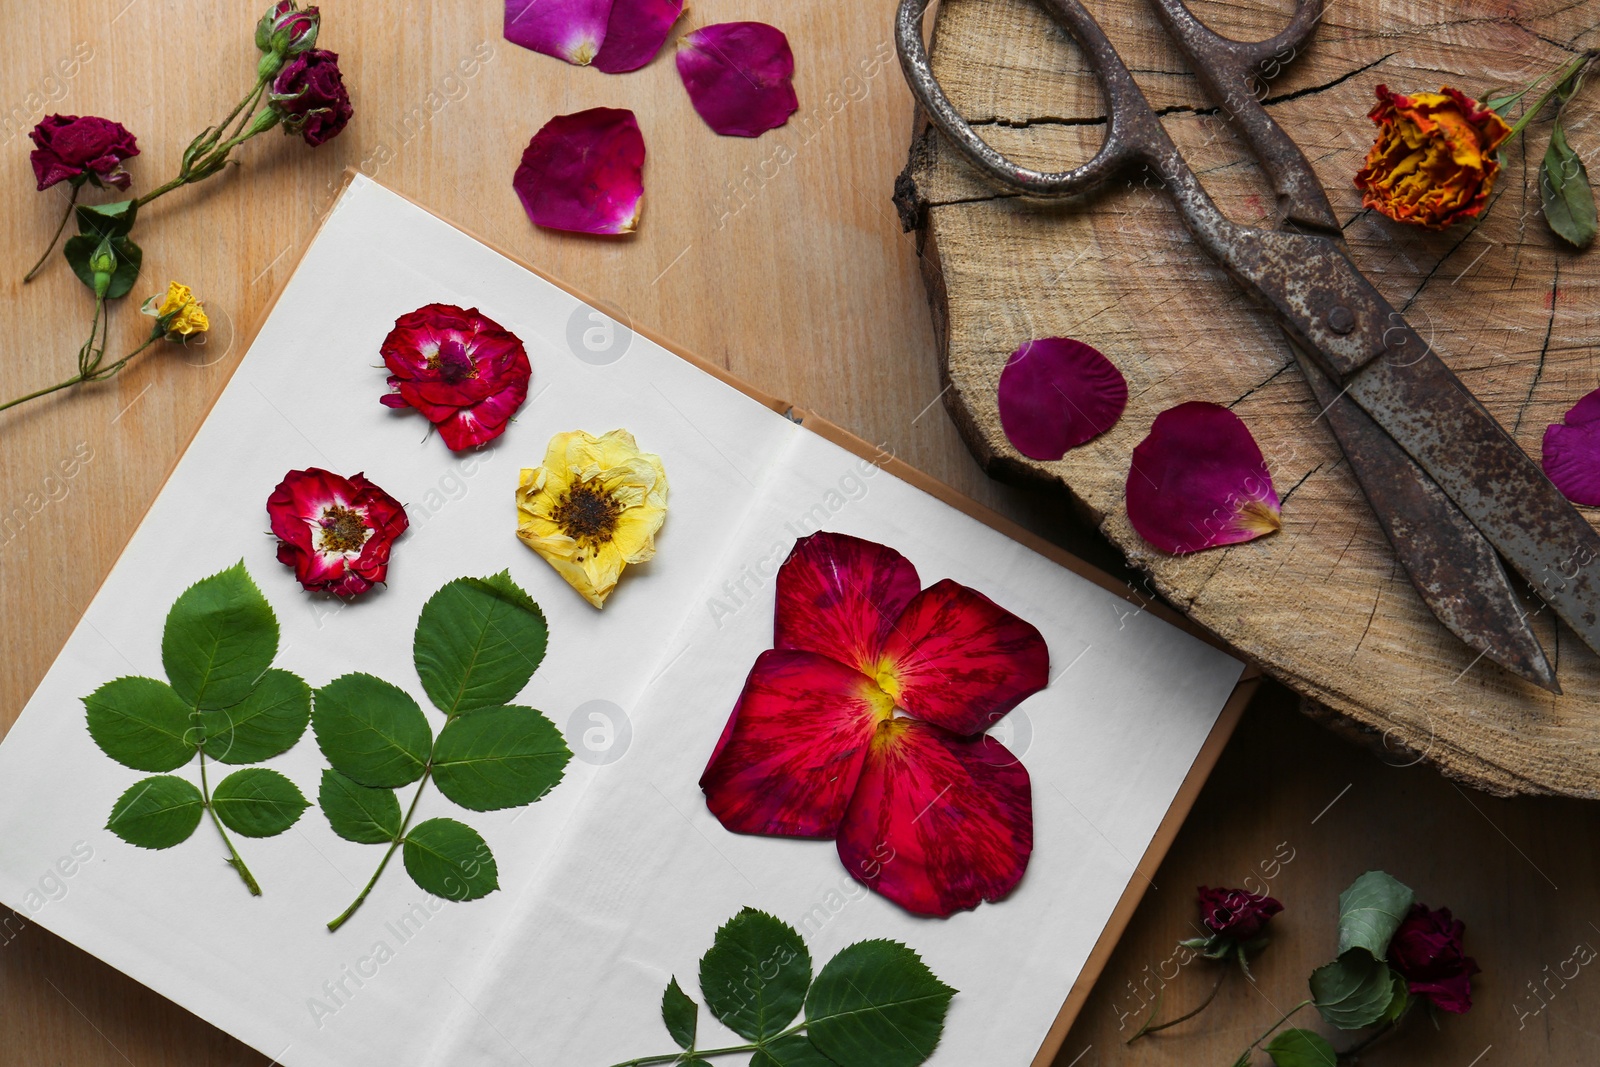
[895,0,1600,691]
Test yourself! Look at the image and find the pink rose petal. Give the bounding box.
[1126,401,1282,554]
[1543,387,1600,506]
[997,337,1128,460]
[676,22,799,137]
[593,0,684,73]
[513,107,645,235]
[504,0,611,65]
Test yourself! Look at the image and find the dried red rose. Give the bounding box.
[1389,902,1480,1014]
[1542,387,1600,506]
[379,303,532,451]
[513,108,646,235]
[269,48,353,146]
[676,22,799,137]
[29,115,140,191]
[1354,86,1511,230]
[997,337,1128,460]
[268,468,408,596]
[1198,885,1283,942]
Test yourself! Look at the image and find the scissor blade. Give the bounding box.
[1343,336,1600,659]
[1294,347,1558,691]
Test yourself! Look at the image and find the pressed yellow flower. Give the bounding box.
[516,429,668,608]
[141,281,210,336]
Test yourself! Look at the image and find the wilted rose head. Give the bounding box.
[1354,85,1511,230]
[1197,885,1284,942]
[29,115,139,191]
[269,48,352,146]
[1388,902,1481,1014]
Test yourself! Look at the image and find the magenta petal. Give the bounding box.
[1126,401,1283,554]
[504,0,612,64]
[1543,387,1600,506]
[675,22,799,137]
[774,532,922,673]
[997,337,1128,460]
[592,0,683,73]
[513,107,645,235]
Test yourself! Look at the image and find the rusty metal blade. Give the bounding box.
[1344,333,1600,660]
[1294,346,1558,691]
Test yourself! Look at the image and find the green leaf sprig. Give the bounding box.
[315,572,570,931]
[1486,50,1600,248]
[84,562,311,896]
[606,907,957,1067]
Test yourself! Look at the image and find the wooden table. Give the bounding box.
[1,2,1595,1064]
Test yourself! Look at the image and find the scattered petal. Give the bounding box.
[1126,401,1282,554]
[676,22,799,137]
[593,0,684,73]
[997,337,1128,460]
[513,107,646,235]
[877,579,1050,736]
[267,468,409,596]
[837,720,1032,917]
[379,304,532,451]
[774,531,921,673]
[1542,387,1600,505]
[504,0,612,65]
[701,650,891,838]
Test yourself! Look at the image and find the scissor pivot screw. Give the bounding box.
[1327,306,1355,334]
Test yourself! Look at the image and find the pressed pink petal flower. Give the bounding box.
[593,0,683,73]
[1542,387,1600,506]
[675,22,799,137]
[1126,401,1282,554]
[997,337,1128,460]
[701,649,890,839]
[504,0,611,65]
[837,720,1032,917]
[513,107,645,235]
[877,579,1050,736]
[379,304,531,451]
[773,532,921,673]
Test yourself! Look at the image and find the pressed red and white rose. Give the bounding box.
[700,531,1050,917]
[268,468,408,596]
[379,303,532,451]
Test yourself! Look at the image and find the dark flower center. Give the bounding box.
[551,479,623,549]
[319,505,369,553]
[429,338,476,383]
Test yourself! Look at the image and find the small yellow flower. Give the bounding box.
[141,281,210,336]
[516,429,668,608]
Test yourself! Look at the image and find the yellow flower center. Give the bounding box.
[318,505,369,554]
[1235,498,1283,536]
[552,478,624,549]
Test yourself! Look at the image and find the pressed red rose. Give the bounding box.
[997,337,1128,460]
[1389,902,1480,1014]
[379,303,532,451]
[701,531,1050,917]
[676,22,799,137]
[29,115,140,191]
[513,107,646,235]
[269,48,353,146]
[1197,885,1283,941]
[1542,387,1600,506]
[268,468,408,596]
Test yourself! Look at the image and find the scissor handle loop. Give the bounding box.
[1147,0,1323,83]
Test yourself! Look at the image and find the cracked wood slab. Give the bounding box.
[896,0,1600,795]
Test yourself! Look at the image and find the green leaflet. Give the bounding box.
[311,673,432,788]
[211,768,309,838]
[402,818,498,901]
[413,571,548,717]
[107,775,204,849]
[76,199,138,238]
[161,561,279,710]
[319,770,402,844]
[700,908,813,1042]
[1336,871,1413,959]
[662,977,698,1050]
[1265,1028,1338,1067]
[431,705,571,811]
[1310,949,1399,1030]
[201,668,311,764]
[805,940,956,1067]
[1541,120,1597,248]
[84,676,196,772]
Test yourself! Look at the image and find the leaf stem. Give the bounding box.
[199,748,262,896]
[23,183,79,283]
[0,319,162,415]
[137,78,271,210]
[326,768,432,931]
[1232,998,1312,1065]
[1507,51,1599,139]
[1127,970,1225,1042]
[603,1022,808,1066]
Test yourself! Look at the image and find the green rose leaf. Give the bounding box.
[700,907,812,1042]
[318,769,402,844]
[1265,1028,1338,1067]
[662,976,698,1050]
[1310,949,1397,1030]
[104,236,142,300]
[1336,871,1414,959]
[162,562,279,710]
[1541,120,1597,249]
[431,705,571,812]
[201,668,311,764]
[311,672,432,788]
[403,818,499,901]
[805,939,956,1067]
[211,767,309,838]
[63,234,101,293]
[83,676,196,772]
[753,1035,838,1067]
[413,572,548,717]
[75,199,137,238]
[106,775,204,849]
[1382,970,1410,1022]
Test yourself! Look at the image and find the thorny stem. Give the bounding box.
[604,1022,808,1066]
[326,767,432,932]
[1232,998,1313,1065]
[1127,970,1226,1042]
[23,183,79,283]
[136,77,270,209]
[199,748,262,896]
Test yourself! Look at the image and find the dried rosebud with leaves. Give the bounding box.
[255,0,320,65]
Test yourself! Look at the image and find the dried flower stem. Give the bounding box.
[22,183,80,284]
[1126,971,1226,1043]
[0,313,162,415]
[136,75,273,209]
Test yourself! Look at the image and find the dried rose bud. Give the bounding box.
[269,48,353,146]
[1389,903,1481,1014]
[1197,886,1283,942]
[256,1,320,56]
[1354,86,1511,230]
[29,114,139,191]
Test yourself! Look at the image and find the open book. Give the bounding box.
[0,175,1245,1066]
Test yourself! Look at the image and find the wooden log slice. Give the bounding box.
[895,0,1600,795]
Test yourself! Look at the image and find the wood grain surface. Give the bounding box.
[896,0,1600,796]
[2,2,1599,1066]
